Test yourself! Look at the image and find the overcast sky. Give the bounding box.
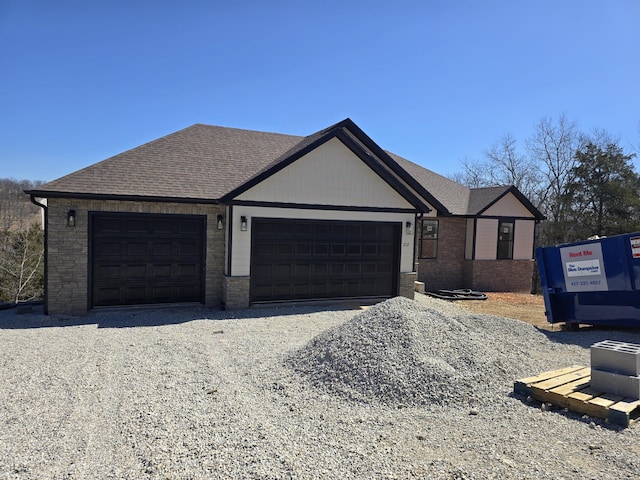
[1,0,638,183]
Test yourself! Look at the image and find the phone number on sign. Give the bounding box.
[569,280,601,287]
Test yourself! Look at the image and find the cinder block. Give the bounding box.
[591,340,640,376]
[590,369,640,400]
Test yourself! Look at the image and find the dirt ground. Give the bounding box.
[452,292,554,330]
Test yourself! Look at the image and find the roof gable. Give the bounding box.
[471,186,544,220]
[222,119,433,212]
[234,137,415,209]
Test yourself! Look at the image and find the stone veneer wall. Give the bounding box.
[463,259,534,292]
[398,272,416,300]
[46,198,226,315]
[416,217,466,291]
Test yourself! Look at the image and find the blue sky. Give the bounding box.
[1,0,639,183]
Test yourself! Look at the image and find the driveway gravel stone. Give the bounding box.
[1,295,639,479]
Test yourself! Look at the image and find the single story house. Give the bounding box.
[26,119,544,315]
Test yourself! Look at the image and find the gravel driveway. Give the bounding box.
[1,295,639,479]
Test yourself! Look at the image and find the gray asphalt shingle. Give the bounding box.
[29,120,539,218]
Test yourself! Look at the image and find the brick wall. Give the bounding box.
[463,259,534,292]
[222,276,251,309]
[46,199,225,315]
[416,217,466,291]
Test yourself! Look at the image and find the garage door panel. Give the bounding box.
[330,263,345,274]
[275,244,293,255]
[124,286,148,302]
[96,241,122,256]
[178,241,199,255]
[253,263,272,276]
[347,263,361,274]
[142,242,167,256]
[127,242,149,256]
[378,262,393,274]
[314,244,329,255]
[255,244,273,256]
[94,217,123,233]
[126,264,147,279]
[294,264,310,275]
[95,287,120,304]
[153,264,172,278]
[177,264,197,278]
[153,220,174,233]
[295,244,312,255]
[363,244,378,255]
[362,263,377,274]
[313,264,328,275]
[310,283,328,296]
[250,218,399,302]
[91,213,205,307]
[97,265,121,280]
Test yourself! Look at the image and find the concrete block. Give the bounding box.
[590,368,640,400]
[591,340,640,376]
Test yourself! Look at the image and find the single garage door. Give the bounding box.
[91,213,205,307]
[251,218,400,302]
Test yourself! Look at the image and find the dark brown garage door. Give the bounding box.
[90,213,205,307]
[250,218,399,302]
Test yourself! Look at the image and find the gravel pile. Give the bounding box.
[1,295,640,479]
[286,297,554,407]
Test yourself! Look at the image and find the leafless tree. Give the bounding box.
[0,226,44,303]
[525,114,580,244]
[0,178,45,303]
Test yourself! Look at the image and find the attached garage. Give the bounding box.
[90,213,205,307]
[250,218,400,302]
[27,118,543,315]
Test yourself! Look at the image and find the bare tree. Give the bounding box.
[449,156,491,188]
[483,133,542,205]
[451,134,543,201]
[0,178,45,303]
[0,226,44,303]
[526,114,580,244]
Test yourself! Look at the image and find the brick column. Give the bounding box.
[223,276,251,309]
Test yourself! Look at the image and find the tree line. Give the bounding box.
[451,114,639,246]
[0,178,45,303]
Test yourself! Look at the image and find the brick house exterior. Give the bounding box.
[27,119,543,315]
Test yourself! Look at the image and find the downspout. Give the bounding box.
[29,195,48,315]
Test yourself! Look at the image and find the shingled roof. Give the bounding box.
[27,119,543,219]
[29,124,303,202]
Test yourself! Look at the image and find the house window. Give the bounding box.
[419,219,439,259]
[497,219,514,259]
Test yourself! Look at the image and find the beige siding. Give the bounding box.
[236,138,414,209]
[474,218,499,260]
[230,207,415,276]
[513,219,535,259]
[482,192,535,218]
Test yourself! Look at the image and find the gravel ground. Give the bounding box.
[1,294,640,479]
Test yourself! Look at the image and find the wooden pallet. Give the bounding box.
[514,365,640,427]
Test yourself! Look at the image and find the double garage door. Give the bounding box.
[91,213,205,307]
[251,218,400,302]
[90,213,400,308]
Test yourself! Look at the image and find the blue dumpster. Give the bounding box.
[536,232,640,327]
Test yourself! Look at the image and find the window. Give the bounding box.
[497,220,514,259]
[419,219,439,258]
